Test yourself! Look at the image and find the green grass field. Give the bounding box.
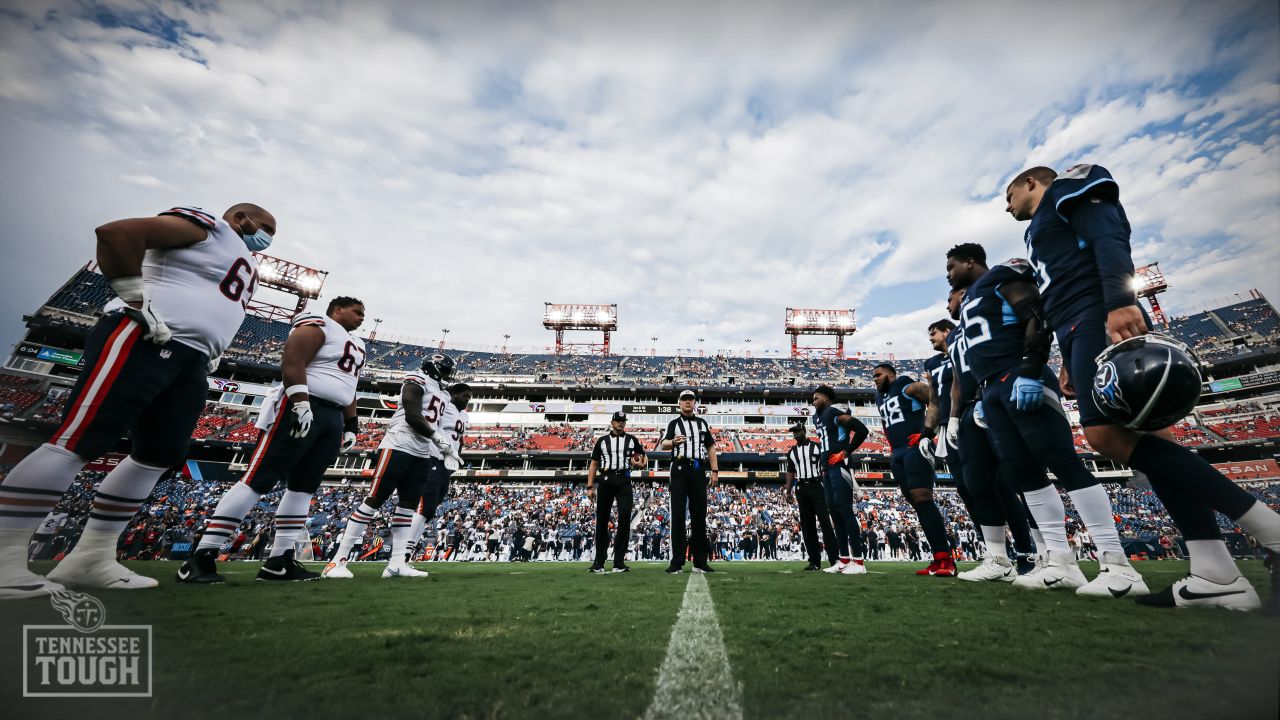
[2,560,1277,720]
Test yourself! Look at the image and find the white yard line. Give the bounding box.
[643,573,744,720]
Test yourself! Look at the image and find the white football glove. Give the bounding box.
[340,431,357,452]
[444,452,461,471]
[111,276,171,345]
[842,468,867,499]
[431,434,452,453]
[290,401,313,439]
[207,353,222,374]
[945,417,960,449]
[918,435,938,466]
[974,401,988,429]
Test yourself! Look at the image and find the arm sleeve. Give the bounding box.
[845,415,869,451]
[702,422,715,447]
[630,437,646,456]
[1069,200,1138,313]
[591,438,603,462]
[664,420,677,440]
[999,280,1053,379]
[785,453,796,474]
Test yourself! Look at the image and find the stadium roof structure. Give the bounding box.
[250,253,329,322]
[543,303,617,356]
[784,308,855,359]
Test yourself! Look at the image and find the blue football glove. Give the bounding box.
[1011,376,1044,411]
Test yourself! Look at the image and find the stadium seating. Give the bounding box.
[45,269,114,315]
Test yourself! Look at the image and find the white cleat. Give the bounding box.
[841,560,868,575]
[46,553,158,591]
[0,567,65,600]
[1012,549,1086,591]
[1135,574,1260,611]
[382,563,430,578]
[959,553,1016,583]
[822,560,849,574]
[321,559,354,579]
[1076,550,1150,599]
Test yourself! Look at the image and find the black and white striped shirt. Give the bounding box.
[591,432,645,472]
[664,414,715,461]
[786,439,823,480]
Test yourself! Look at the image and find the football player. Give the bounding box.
[872,364,956,577]
[946,243,1145,597]
[810,385,871,574]
[1005,164,1280,610]
[0,204,275,598]
[943,284,1039,580]
[323,354,456,579]
[406,381,470,562]
[177,296,366,583]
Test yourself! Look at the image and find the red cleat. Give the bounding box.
[917,551,956,577]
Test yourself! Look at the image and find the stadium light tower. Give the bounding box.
[1133,262,1170,328]
[785,308,856,359]
[248,252,328,322]
[543,303,617,356]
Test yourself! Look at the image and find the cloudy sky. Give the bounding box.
[1,0,1277,359]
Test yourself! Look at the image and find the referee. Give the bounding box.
[783,423,839,571]
[661,389,718,574]
[586,411,647,573]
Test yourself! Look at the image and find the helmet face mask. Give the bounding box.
[1091,333,1203,431]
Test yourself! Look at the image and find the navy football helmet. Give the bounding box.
[421,353,456,382]
[1091,334,1202,431]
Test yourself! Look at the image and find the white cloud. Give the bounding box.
[0,0,1277,359]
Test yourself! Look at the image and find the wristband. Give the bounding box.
[344,416,359,433]
[108,276,145,303]
[285,384,309,398]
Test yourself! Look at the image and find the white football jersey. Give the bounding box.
[380,372,451,458]
[144,206,258,358]
[291,312,366,406]
[440,402,469,455]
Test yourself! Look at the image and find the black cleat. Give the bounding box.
[1015,554,1036,576]
[803,563,821,572]
[1133,585,1176,608]
[664,565,683,574]
[256,550,321,582]
[175,548,225,584]
[612,564,631,573]
[588,564,607,574]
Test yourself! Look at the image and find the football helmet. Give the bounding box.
[421,353,456,382]
[1091,334,1202,431]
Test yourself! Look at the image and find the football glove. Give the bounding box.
[1011,376,1044,411]
[974,401,988,429]
[289,401,313,439]
[431,434,452,453]
[826,450,847,466]
[944,417,960,449]
[206,354,222,374]
[843,469,866,499]
[340,431,357,452]
[111,276,171,345]
[444,451,462,471]
[918,436,940,469]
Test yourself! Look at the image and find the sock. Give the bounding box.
[980,525,1007,555]
[0,444,85,532]
[1029,528,1045,553]
[389,507,416,565]
[406,512,428,559]
[268,490,312,558]
[912,501,951,553]
[334,502,378,561]
[1186,539,1240,584]
[1022,486,1070,553]
[77,457,167,541]
[1235,501,1280,553]
[1067,485,1124,554]
[196,482,262,551]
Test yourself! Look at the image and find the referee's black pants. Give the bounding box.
[669,462,710,568]
[796,480,839,565]
[593,471,634,567]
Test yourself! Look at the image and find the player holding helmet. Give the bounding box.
[1006,164,1280,611]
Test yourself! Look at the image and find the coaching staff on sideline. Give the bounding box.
[661,390,718,574]
[586,411,647,574]
[783,423,839,571]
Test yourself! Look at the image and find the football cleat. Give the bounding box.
[802,563,821,572]
[612,564,631,573]
[47,553,158,591]
[1013,549,1085,590]
[664,566,683,575]
[958,553,1016,583]
[256,550,321,582]
[841,559,868,575]
[1135,575,1260,611]
[0,568,64,599]
[381,564,430,578]
[1015,553,1037,576]
[588,564,607,574]
[321,559,353,579]
[917,552,956,577]
[823,560,849,574]
[175,548,225,584]
[1076,550,1149,598]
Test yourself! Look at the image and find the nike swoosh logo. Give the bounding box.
[1109,586,1130,598]
[260,566,288,576]
[0,583,45,591]
[1178,585,1246,601]
[1044,577,1063,586]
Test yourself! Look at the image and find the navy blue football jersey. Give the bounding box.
[947,325,979,406]
[959,261,1037,383]
[1023,164,1135,327]
[812,404,851,461]
[875,375,925,452]
[923,353,953,423]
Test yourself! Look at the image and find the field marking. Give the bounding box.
[643,573,744,720]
